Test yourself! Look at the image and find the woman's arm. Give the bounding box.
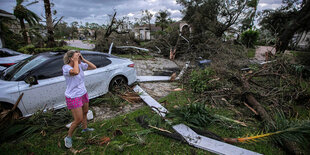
[69,53,80,75]
[81,55,97,70]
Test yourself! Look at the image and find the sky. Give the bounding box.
[0,0,283,26]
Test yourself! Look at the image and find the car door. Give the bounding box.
[83,54,112,99]
[19,57,67,115]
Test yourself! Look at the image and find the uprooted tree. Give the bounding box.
[177,0,252,38]
[95,11,133,52]
[259,0,310,53]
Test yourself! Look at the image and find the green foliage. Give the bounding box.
[17,44,35,54]
[155,10,172,31]
[167,102,245,129]
[17,45,89,54]
[259,1,304,37]
[294,51,310,66]
[189,68,220,93]
[1,27,25,50]
[241,29,259,48]
[247,48,256,58]
[265,111,310,152]
[166,103,213,128]
[177,0,251,37]
[0,109,71,143]
[92,92,127,110]
[14,1,40,26]
[0,107,208,154]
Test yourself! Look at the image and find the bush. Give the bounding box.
[2,29,25,51]
[189,68,220,93]
[17,45,36,54]
[17,46,78,55]
[294,51,310,66]
[241,29,259,48]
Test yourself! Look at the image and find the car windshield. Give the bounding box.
[1,55,48,81]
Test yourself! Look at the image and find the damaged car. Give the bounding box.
[0,50,136,117]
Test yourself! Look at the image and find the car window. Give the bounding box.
[34,58,64,80]
[7,55,48,81]
[83,54,111,68]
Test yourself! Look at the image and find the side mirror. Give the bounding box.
[25,76,38,87]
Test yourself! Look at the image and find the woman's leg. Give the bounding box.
[82,102,89,129]
[68,107,83,137]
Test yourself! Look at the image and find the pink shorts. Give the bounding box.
[65,93,89,109]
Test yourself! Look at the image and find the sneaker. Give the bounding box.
[64,136,72,148]
[81,128,95,133]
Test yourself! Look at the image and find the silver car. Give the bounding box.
[0,50,136,117]
[0,48,32,71]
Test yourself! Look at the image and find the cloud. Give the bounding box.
[0,0,283,26]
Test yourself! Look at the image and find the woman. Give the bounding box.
[62,50,96,148]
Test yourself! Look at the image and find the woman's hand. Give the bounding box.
[71,53,80,62]
[79,53,86,62]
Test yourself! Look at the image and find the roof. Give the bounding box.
[134,24,161,32]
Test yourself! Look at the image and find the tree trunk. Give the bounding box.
[276,1,310,52]
[44,0,56,47]
[240,75,302,154]
[19,18,28,44]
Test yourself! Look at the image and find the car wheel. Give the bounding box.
[0,103,21,120]
[109,76,127,91]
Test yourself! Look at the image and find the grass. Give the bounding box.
[158,91,285,155]
[290,51,310,66]
[247,48,256,58]
[0,106,208,154]
[0,90,285,154]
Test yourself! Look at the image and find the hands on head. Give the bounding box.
[71,52,83,62]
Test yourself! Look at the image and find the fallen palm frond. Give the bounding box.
[118,92,142,104]
[224,111,310,153]
[0,108,71,143]
[213,114,247,127]
[166,102,246,128]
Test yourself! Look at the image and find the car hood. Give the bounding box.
[0,54,32,64]
[0,79,19,90]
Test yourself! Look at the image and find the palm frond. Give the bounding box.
[24,10,40,26]
[16,0,24,6]
[225,111,310,152]
[25,0,39,7]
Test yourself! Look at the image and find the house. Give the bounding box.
[179,21,192,34]
[295,31,310,49]
[77,28,95,40]
[133,21,192,41]
[133,24,161,40]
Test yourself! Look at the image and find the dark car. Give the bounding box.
[0,48,32,70]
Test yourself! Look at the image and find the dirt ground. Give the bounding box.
[66,40,95,50]
[255,46,276,60]
[255,46,291,61]
[92,57,184,121]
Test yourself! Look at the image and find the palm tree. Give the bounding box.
[155,10,171,31]
[43,0,56,47]
[13,0,40,44]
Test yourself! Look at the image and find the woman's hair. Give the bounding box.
[63,50,79,64]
